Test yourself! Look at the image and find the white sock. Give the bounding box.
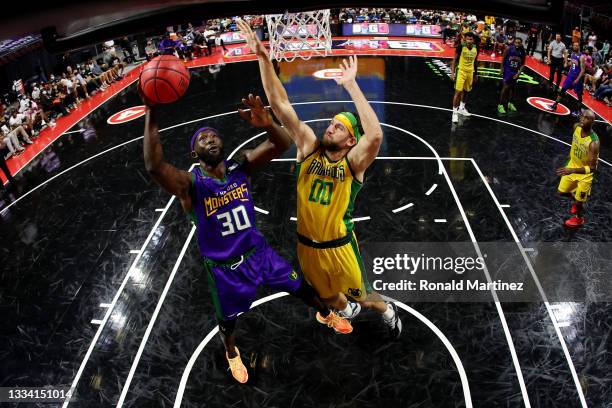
[340,303,353,316]
[452,107,458,113]
[382,304,395,320]
[459,102,466,110]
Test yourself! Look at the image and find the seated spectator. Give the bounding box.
[0,120,26,159]
[159,33,178,55]
[8,111,35,141]
[145,40,159,61]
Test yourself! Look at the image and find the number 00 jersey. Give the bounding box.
[296,148,362,243]
[189,159,264,261]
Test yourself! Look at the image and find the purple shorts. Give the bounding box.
[204,242,302,321]
[503,70,519,85]
[562,75,584,95]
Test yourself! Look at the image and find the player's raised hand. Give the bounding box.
[237,19,268,57]
[334,55,358,86]
[238,94,273,128]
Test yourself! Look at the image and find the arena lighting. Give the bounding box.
[0,0,563,52]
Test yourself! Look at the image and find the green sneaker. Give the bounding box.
[497,104,506,114]
[507,102,517,112]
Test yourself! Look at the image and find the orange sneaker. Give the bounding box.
[316,311,353,334]
[226,347,248,383]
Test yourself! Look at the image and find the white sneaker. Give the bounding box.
[452,112,459,123]
[382,302,402,339]
[338,301,362,320]
[458,107,471,116]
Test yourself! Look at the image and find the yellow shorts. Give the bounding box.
[455,69,474,92]
[558,173,593,202]
[297,234,370,301]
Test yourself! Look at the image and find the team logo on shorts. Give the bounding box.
[289,271,298,281]
[348,288,362,298]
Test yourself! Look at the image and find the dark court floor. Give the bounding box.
[1,55,611,407]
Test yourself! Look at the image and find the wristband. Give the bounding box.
[584,166,590,174]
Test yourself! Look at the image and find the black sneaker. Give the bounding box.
[382,301,402,339]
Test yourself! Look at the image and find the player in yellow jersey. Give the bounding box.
[556,110,600,228]
[238,20,401,338]
[450,32,478,123]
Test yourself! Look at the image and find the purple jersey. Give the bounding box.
[190,159,264,261]
[568,52,582,78]
[503,45,525,73]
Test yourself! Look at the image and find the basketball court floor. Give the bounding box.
[1,51,611,407]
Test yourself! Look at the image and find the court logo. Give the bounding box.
[107,106,147,124]
[313,68,343,79]
[289,271,298,281]
[526,97,570,115]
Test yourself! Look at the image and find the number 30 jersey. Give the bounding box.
[296,147,362,243]
[189,159,264,261]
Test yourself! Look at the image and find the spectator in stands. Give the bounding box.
[587,31,597,49]
[8,110,36,141]
[599,40,609,61]
[572,27,581,46]
[593,64,612,105]
[526,24,538,56]
[145,39,159,61]
[117,36,135,63]
[547,33,566,89]
[493,30,507,56]
[540,25,552,61]
[0,120,26,159]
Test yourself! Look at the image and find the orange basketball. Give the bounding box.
[139,55,190,104]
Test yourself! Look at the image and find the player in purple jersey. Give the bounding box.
[498,37,526,114]
[141,93,352,384]
[550,42,586,115]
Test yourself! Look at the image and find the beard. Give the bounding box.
[321,138,343,152]
[198,146,224,166]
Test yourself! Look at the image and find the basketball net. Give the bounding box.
[265,9,332,62]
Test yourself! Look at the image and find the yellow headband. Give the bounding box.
[334,114,355,137]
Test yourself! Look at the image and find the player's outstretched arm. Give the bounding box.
[237,19,317,157]
[336,55,383,176]
[238,93,293,174]
[143,104,191,201]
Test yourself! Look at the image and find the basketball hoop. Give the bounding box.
[265,9,332,62]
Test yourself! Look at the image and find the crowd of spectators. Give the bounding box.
[337,8,612,105]
[0,51,127,163]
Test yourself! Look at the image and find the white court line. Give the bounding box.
[115,226,197,407]
[155,208,165,212]
[99,303,111,308]
[289,216,297,221]
[438,160,532,407]
[392,202,414,213]
[352,216,371,222]
[254,206,269,215]
[469,158,588,408]
[61,163,197,407]
[173,293,473,408]
[90,320,103,325]
[129,250,141,254]
[524,248,535,252]
[500,204,511,208]
[425,183,438,196]
[434,218,447,223]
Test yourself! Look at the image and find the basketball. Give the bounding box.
[139,55,190,104]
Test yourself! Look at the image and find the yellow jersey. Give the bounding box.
[296,147,362,242]
[568,126,598,174]
[457,45,478,73]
